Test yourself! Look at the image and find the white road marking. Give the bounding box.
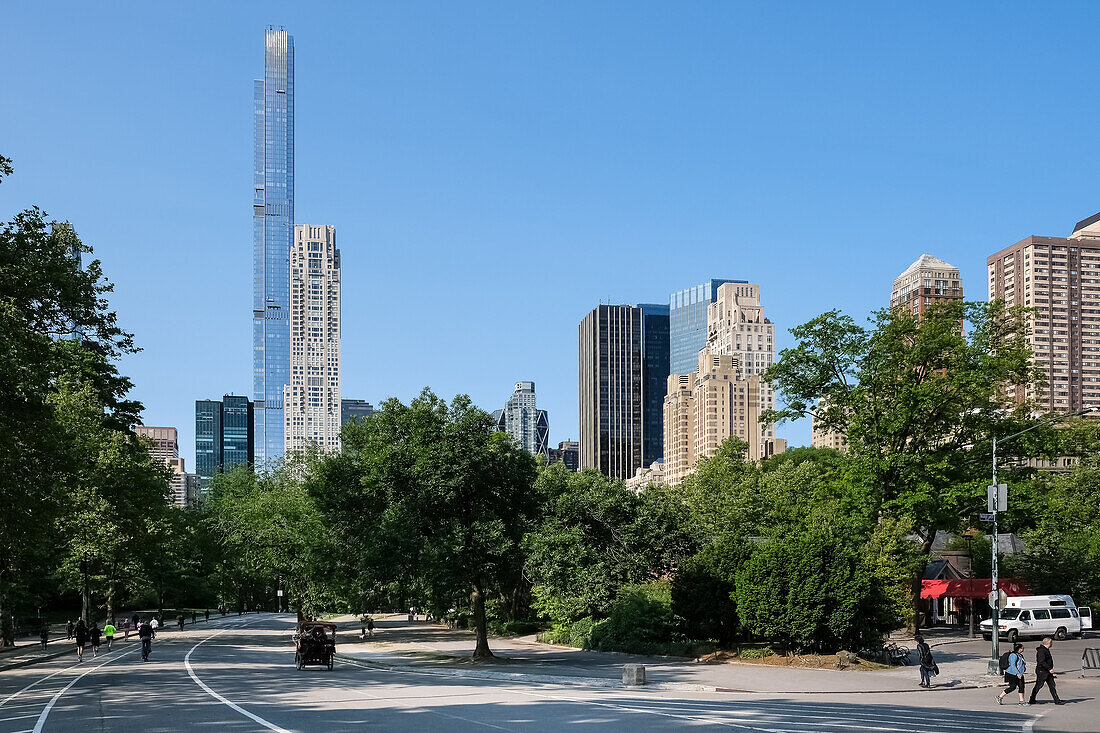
[183,619,293,733]
[31,648,137,733]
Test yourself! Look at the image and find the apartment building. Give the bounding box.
[987,214,1100,412]
[891,254,964,317]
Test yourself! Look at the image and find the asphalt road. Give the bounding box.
[0,614,1091,732]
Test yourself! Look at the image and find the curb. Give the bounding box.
[334,653,1001,695]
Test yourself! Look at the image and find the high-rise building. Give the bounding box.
[135,427,199,506]
[253,26,295,465]
[135,426,178,465]
[492,381,549,456]
[663,283,781,484]
[579,305,643,480]
[638,304,670,466]
[669,279,745,374]
[195,396,255,489]
[891,254,963,317]
[548,440,579,471]
[987,214,1100,412]
[341,399,375,426]
[285,225,342,454]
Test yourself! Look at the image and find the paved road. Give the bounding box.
[0,614,1088,732]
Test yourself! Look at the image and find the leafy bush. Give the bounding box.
[594,581,676,648]
[538,616,602,649]
[488,619,543,636]
[739,646,775,659]
[671,542,740,645]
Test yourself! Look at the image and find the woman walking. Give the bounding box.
[915,634,936,688]
[998,642,1027,705]
[74,619,88,662]
[89,623,102,658]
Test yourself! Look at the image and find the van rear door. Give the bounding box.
[1082,606,1093,631]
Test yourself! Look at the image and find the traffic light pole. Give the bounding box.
[988,436,1000,675]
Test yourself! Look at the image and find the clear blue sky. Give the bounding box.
[3,1,1099,464]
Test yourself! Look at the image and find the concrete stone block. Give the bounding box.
[622,663,646,685]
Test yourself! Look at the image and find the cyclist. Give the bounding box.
[138,619,154,661]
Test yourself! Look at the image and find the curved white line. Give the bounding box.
[32,648,137,732]
[183,621,292,733]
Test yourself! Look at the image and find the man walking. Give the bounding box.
[204,609,210,622]
[74,619,88,662]
[104,620,115,650]
[1028,637,1065,705]
[177,613,185,631]
[138,619,153,662]
[89,623,101,657]
[39,624,50,651]
[66,620,74,640]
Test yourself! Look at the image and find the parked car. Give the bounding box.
[980,594,1090,641]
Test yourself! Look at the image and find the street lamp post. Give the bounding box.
[985,404,1097,674]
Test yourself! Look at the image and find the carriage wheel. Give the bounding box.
[328,654,334,671]
[295,652,304,670]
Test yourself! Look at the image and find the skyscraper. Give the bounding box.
[638,304,670,466]
[253,27,295,464]
[548,440,579,471]
[578,305,643,480]
[668,279,745,374]
[195,396,255,489]
[135,427,200,506]
[285,225,342,454]
[663,283,781,484]
[987,213,1100,413]
[492,381,549,456]
[891,254,963,316]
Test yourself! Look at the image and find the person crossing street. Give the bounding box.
[1028,637,1065,705]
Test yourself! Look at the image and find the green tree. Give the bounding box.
[310,390,538,658]
[524,464,694,627]
[762,300,1051,617]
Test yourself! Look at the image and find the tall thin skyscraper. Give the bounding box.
[253,27,295,464]
[195,396,255,490]
[668,279,745,374]
[285,225,342,454]
[638,304,670,466]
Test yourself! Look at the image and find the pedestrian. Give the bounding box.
[998,642,1027,705]
[104,620,116,650]
[131,614,139,632]
[150,616,159,634]
[74,619,88,662]
[204,609,210,622]
[66,620,74,640]
[39,624,49,651]
[90,623,101,657]
[138,618,153,661]
[191,611,197,625]
[367,617,374,638]
[1028,637,1065,705]
[915,634,936,688]
[177,613,185,631]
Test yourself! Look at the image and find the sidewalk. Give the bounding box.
[333,616,998,694]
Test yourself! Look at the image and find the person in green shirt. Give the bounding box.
[103,621,116,650]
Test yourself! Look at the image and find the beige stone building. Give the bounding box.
[810,398,849,452]
[625,460,666,491]
[891,254,964,317]
[987,214,1100,413]
[135,426,199,507]
[285,225,342,454]
[663,283,784,486]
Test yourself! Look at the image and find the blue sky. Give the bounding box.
[3,1,1099,464]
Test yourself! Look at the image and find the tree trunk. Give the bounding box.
[470,582,494,660]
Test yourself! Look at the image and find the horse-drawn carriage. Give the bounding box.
[294,621,336,670]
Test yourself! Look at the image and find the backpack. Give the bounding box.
[998,650,1012,673]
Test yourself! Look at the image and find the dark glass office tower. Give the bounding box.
[638,304,670,467]
[195,396,255,490]
[253,27,294,464]
[669,279,745,374]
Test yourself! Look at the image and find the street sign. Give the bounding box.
[988,589,1008,609]
[979,512,995,522]
[987,483,1008,512]
[277,590,284,597]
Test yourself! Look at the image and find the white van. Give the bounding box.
[980,595,1090,641]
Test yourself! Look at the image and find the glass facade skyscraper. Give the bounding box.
[195,396,255,490]
[253,27,295,464]
[668,279,745,374]
[638,304,670,467]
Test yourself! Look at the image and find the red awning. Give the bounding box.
[920,578,1030,599]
